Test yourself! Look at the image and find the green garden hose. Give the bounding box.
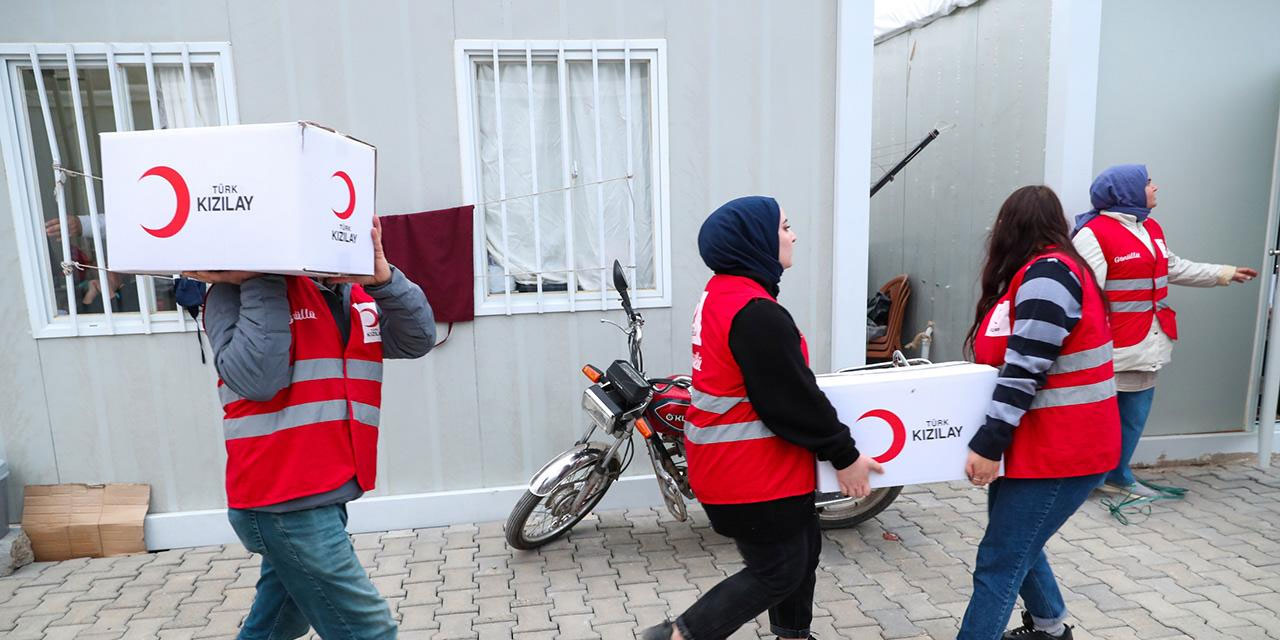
[1101,479,1186,525]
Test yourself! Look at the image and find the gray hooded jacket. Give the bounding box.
[204,267,435,511]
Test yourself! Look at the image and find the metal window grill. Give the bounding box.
[0,43,238,338]
[455,40,671,317]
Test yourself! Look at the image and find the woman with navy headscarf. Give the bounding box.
[642,196,882,640]
[1073,165,1256,500]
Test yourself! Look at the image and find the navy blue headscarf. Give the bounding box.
[698,196,784,288]
[1072,164,1151,234]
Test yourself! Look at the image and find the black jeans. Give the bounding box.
[676,515,821,639]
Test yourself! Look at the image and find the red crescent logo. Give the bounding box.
[332,171,356,219]
[856,409,908,464]
[139,166,191,238]
[358,307,379,327]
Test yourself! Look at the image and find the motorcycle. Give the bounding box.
[504,260,904,550]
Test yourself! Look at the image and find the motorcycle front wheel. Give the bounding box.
[505,451,617,550]
[816,485,903,529]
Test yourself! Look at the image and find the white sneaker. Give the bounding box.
[1102,482,1160,499]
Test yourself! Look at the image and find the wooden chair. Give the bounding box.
[867,274,911,361]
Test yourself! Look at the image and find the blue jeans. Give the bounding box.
[957,473,1104,640]
[227,504,396,640]
[1105,388,1156,487]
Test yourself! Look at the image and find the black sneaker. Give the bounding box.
[1003,611,1073,639]
[641,620,674,640]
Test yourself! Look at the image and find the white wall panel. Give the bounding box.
[0,0,844,519]
[1094,0,1280,436]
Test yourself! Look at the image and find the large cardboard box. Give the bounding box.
[21,484,150,561]
[816,362,999,491]
[102,121,376,276]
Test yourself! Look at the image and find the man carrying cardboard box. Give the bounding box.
[191,215,434,640]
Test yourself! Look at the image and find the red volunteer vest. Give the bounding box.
[217,277,384,509]
[973,252,1120,478]
[685,275,816,504]
[1083,215,1177,347]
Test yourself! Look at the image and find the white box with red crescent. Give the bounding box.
[101,121,376,276]
[815,362,1000,491]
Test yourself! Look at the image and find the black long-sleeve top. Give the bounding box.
[701,274,862,541]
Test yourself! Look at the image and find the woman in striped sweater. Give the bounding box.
[958,186,1121,640]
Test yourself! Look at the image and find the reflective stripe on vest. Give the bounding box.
[225,399,351,440]
[225,398,381,440]
[684,419,771,444]
[1046,341,1113,375]
[1110,300,1156,313]
[219,359,384,407]
[689,388,746,413]
[352,401,380,426]
[1029,378,1116,410]
[1105,276,1168,291]
[347,360,383,382]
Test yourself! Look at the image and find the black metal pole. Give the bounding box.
[871,128,940,197]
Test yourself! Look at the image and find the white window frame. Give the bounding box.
[455,39,672,316]
[0,42,239,339]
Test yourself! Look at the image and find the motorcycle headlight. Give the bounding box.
[582,385,624,431]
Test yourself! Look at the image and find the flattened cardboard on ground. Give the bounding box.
[68,484,104,559]
[101,484,150,557]
[21,485,73,562]
[21,483,150,561]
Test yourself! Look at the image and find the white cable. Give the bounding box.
[53,163,103,181]
[476,174,633,208]
[60,260,178,280]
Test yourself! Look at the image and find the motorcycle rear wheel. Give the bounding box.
[505,452,617,550]
[816,485,903,529]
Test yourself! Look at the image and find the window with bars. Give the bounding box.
[0,43,238,338]
[455,40,671,316]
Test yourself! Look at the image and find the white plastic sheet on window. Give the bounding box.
[875,0,983,43]
[475,58,655,295]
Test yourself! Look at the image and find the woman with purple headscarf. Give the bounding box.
[1072,165,1257,500]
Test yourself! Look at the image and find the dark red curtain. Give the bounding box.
[379,206,474,323]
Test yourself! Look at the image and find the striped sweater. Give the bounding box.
[969,257,1084,461]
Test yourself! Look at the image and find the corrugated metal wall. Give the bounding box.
[0,0,840,519]
[1093,0,1280,436]
[869,0,1280,438]
[868,0,1051,361]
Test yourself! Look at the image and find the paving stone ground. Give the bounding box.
[2,461,1279,639]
